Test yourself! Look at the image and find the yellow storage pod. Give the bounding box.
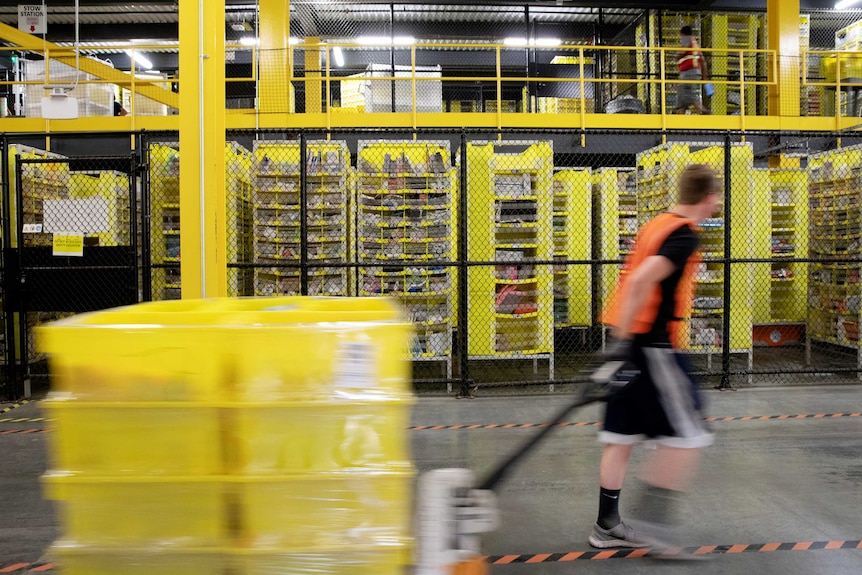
[552,168,592,328]
[465,140,554,369]
[37,296,415,574]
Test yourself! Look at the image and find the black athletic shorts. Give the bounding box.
[599,343,713,449]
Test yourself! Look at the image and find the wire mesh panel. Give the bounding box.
[127,128,862,393]
[146,141,181,300]
[226,142,255,296]
[11,149,139,389]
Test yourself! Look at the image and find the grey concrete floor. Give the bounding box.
[2,384,862,573]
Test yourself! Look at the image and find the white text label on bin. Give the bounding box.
[335,341,375,389]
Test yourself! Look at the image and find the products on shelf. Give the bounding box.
[808,146,862,346]
[252,140,350,297]
[357,140,454,363]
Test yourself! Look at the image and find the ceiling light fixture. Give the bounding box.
[836,0,862,8]
[357,35,415,46]
[239,36,259,46]
[124,49,153,70]
[503,37,562,47]
[332,46,345,67]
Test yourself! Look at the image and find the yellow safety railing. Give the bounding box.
[0,43,178,118]
[0,41,782,130]
[285,41,777,130]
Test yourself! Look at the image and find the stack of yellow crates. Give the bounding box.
[37,296,415,575]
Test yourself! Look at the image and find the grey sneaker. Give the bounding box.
[589,522,648,549]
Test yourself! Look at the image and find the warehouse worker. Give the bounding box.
[588,163,718,550]
[675,26,710,115]
[113,96,128,117]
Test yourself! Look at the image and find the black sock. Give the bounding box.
[597,487,621,529]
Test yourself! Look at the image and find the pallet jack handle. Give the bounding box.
[477,360,625,491]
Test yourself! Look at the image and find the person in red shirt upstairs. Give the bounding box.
[675,26,710,115]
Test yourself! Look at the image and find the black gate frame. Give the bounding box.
[0,150,144,400]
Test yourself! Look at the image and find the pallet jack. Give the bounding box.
[415,359,629,575]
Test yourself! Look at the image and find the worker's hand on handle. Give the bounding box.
[603,334,634,363]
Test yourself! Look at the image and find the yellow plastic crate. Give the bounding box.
[43,474,227,546]
[49,546,226,575]
[37,297,413,402]
[230,547,409,575]
[234,470,414,550]
[45,402,222,475]
[228,401,412,474]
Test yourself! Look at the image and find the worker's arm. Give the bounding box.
[610,254,676,340]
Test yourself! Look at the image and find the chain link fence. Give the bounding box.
[146,127,860,396]
[5,128,862,399]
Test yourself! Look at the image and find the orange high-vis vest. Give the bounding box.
[600,212,700,347]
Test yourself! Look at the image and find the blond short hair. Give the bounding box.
[678,163,719,205]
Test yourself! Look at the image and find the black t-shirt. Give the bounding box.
[638,220,699,344]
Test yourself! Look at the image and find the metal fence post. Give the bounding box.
[457,130,472,397]
[299,130,309,296]
[719,131,733,390]
[140,134,153,302]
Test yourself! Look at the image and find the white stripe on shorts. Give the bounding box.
[643,346,714,449]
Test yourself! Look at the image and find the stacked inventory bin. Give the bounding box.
[707,13,761,116]
[148,143,182,300]
[38,296,415,575]
[751,168,808,346]
[592,168,636,325]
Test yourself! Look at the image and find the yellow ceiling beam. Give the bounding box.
[0,22,178,109]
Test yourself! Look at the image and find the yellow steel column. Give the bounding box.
[179,0,226,298]
[767,0,800,117]
[305,36,323,113]
[259,0,291,117]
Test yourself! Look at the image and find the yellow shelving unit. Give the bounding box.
[706,13,761,116]
[356,140,455,373]
[806,145,862,369]
[552,168,592,328]
[148,143,181,300]
[251,140,351,297]
[16,146,71,247]
[466,141,554,375]
[592,168,636,319]
[225,143,254,297]
[634,142,753,365]
[751,169,808,346]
